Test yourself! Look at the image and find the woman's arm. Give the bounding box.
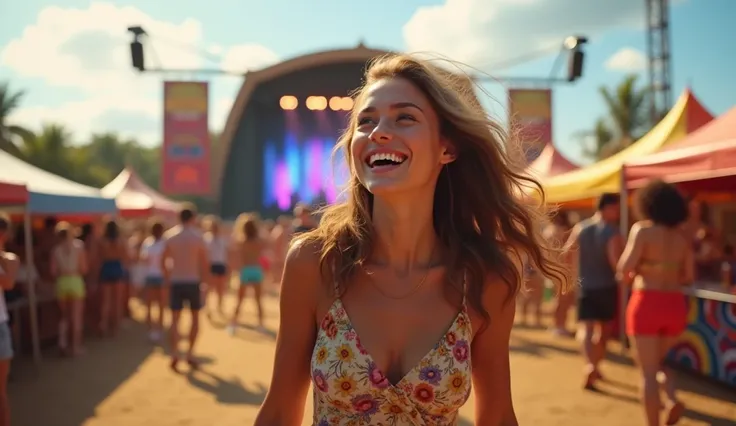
[616,222,644,285]
[471,278,518,426]
[254,241,322,426]
[0,251,19,290]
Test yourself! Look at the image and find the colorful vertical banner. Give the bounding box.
[161,81,210,195]
[508,89,553,164]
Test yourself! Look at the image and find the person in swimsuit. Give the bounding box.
[140,221,166,343]
[203,216,228,316]
[228,214,266,335]
[254,54,569,425]
[50,222,88,356]
[617,180,692,426]
[98,220,128,336]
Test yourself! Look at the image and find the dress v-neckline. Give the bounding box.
[332,298,469,389]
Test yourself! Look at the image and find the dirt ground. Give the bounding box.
[8,288,736,426]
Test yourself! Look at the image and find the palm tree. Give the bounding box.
[21,124,75,178]
[599,74,649,142]
[578,118,615,160]
[582,75,650,161]
[0,82,34,157]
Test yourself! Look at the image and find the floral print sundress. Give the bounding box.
[310,281,473,425]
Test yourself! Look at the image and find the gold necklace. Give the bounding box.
[363,246,437,300]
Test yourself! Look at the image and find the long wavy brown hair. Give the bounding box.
[298,53,570,328]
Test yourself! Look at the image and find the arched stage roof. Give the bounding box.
[212,44,392,199]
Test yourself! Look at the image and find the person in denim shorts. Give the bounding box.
[0,212,20,426]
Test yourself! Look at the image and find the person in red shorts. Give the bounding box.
[617,180,692,426]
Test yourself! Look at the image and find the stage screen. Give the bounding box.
[219,60,368,219]
[260,108,350,211]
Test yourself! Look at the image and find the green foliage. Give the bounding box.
[2,79,220,214]
[0,82,34,157]
[580,74,651,161]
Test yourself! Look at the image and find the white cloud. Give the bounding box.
[220,44,280,74]
[403,0,645,72]
[2,2,279,144]
[605,47,647,72]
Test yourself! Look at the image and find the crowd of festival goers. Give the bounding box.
[1,180,735,426]
[518,182,735,426]
[0,202,317,426]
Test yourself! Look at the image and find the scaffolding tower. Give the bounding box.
[646,0,673,124]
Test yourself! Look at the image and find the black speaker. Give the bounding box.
[567,50,584,82]
[130,41,144,71]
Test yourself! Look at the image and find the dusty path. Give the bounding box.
[9,290,736,426]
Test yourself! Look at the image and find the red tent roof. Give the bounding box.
[525,143,578,178]
[0,180,29,205]
[101,167,182,217]
[681,87,714,134]
[665,106,736,150]
[624,106,736,191]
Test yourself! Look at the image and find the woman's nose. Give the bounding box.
[369,122,393,143]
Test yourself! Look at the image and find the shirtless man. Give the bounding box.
[161,205,209,371]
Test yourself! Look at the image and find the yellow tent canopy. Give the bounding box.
[538,89,713,205]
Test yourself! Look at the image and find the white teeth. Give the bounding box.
[368,152,406,167]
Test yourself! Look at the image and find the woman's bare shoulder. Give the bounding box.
[281,238,331,322]
[285,238,324,274]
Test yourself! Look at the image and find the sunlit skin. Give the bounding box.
[254,76,518,425]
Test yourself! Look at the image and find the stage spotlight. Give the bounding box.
[279,95,298,110]
[306,96,327,111]
[329,96,343,111]
[339,97,354,111]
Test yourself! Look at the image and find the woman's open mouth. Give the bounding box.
[365,152,407,171]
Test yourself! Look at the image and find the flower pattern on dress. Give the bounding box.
[310,298,473,425]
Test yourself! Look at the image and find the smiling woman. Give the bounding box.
[254,53,570,426]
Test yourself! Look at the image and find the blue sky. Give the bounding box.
[1,0,734,165]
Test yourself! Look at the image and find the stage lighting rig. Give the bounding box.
[565,36,588,82]
[127,26,146,72]
[279,96,353,111]
[126,25,241,75]
[472,34,589,86]
[306,96,328,111]
[279,96,298,110]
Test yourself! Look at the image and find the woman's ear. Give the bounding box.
[440,139,457,165]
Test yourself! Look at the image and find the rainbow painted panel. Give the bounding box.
[262,132,349,211]
[668,296,736,387]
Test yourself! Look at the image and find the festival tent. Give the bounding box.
[525,143,578,179]
[0,150,116,215]
[623,106,736,192]
[101,167,182,217]
[0,152,115,365]
[539,89,713,206]
[0,180,29,205]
